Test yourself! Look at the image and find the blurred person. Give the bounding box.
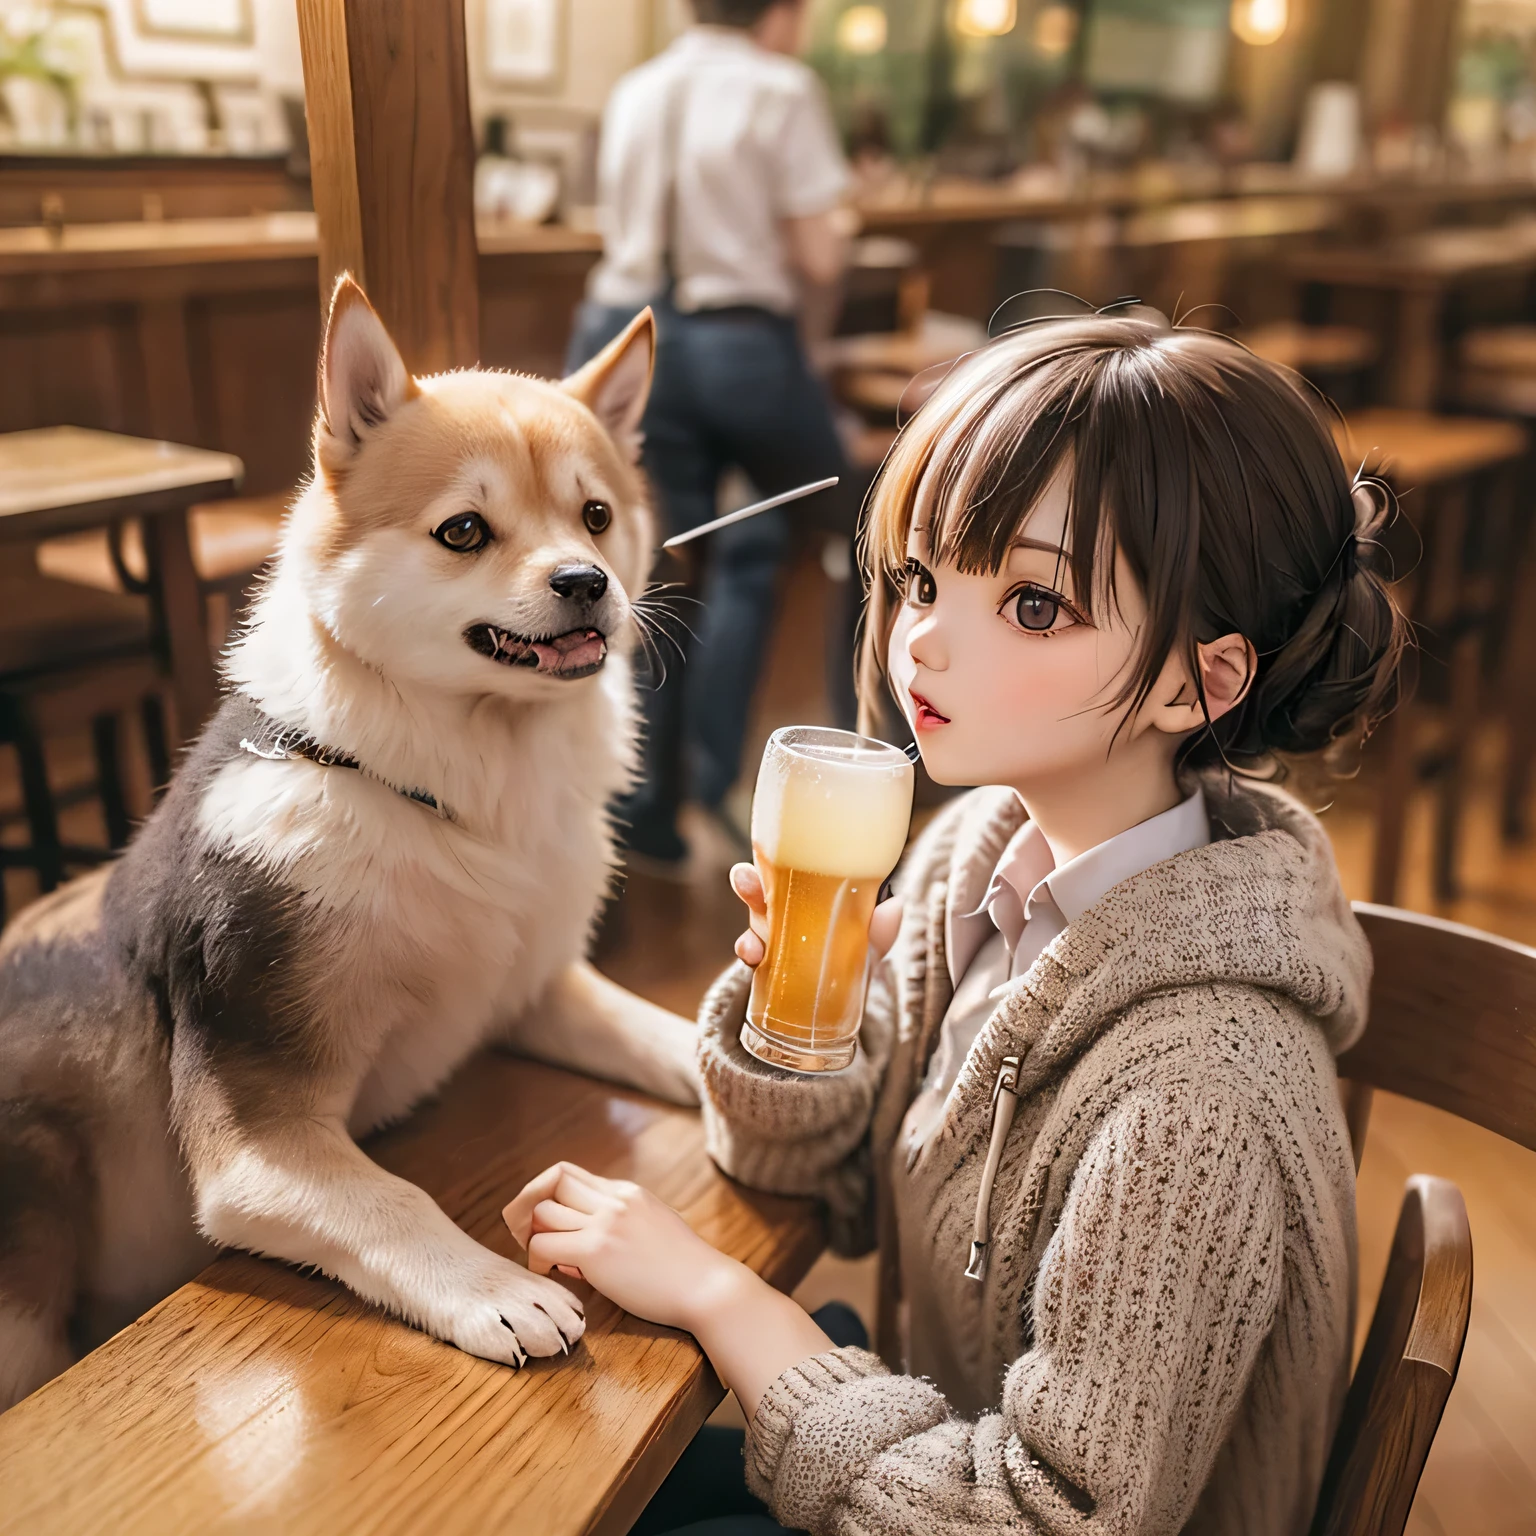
[566,0,854,871]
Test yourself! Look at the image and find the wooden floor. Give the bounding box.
[6,550,1534,1532]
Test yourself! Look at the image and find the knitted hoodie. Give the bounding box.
[697,771,1367,1536]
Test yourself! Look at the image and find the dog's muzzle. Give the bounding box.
[465,623,608,679]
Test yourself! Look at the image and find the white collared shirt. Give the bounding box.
[587,27,850,316]
[912,788,1211,1124]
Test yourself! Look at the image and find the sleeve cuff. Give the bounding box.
[696,962,878,1152]
[745,1348,949,1529]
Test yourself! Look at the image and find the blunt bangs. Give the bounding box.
[856,314,1407,772]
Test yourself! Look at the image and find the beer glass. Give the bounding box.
[741,726,914,1072]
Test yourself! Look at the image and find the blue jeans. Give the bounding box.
[629,1301,868,1536]
[567,298,851,855]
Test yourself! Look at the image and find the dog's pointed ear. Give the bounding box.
[317,274,417,469]
[563,308,654,463]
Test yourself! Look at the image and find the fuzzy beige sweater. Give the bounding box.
[697,771,1367,1536]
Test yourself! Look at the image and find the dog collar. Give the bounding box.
[239,726,454,821]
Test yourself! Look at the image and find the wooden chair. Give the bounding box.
[1311,903,1536,1534]
[35,491,286,645]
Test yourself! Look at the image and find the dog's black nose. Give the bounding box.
[548,564,608,605]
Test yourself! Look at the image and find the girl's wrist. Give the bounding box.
[682,1252,765,1343]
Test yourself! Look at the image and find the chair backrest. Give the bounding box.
[1340,903,1536,1154]
[1309,902,1528,1536]
[1309,1176,1472,1536]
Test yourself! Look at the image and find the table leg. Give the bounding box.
[1391,288,1443,410]
[142,509,217,742]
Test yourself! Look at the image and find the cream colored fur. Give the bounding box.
[189,279,696,1367]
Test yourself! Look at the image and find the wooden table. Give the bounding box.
[1286,221,1536,409]
[0,1055,824,1535]
[0,426,242,739]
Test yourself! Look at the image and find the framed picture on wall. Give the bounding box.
[134,0,253,43]
[485,0,564,87]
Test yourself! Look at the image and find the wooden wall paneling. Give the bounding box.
[478,248,598,380]
[296,0,480,373]
[0,306,137,437]
[187,291,321,496]
[134,297,201,446]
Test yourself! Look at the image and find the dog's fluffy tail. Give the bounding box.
[0,1101,90,1411]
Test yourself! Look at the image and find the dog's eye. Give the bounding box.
[433,512,490,553]
[582,500,612,535]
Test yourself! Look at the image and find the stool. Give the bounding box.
[0,573,170,918]
[0,652,169,916]
[1334,409,1529,903]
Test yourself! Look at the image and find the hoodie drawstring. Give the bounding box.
[964,1054,1020,1281]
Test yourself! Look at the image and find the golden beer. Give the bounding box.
[742,727,913,1072]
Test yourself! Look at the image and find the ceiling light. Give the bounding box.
[1230,0,1287,46]
[836,4,888,53]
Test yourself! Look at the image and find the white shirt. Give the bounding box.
[906,789,1212,1144]
[587,27,850,316]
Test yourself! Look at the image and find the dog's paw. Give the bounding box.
[438,1258,586,1367]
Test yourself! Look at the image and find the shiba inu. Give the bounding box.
[0,277,700,1410]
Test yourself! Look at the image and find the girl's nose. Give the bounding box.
[905,610,948,672]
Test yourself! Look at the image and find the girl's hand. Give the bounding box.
[503,1162,741,1333]
[729,862,904,967]
[504,1161,837,1418]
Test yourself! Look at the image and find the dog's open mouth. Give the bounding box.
[465,623,608,679]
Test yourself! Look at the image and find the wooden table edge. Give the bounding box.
[0,475,243,541]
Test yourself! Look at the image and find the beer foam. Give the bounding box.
[752,730,913,878]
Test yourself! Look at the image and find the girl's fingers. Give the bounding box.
[527,1228,594,1278]
[734,929,766,967]
[531,1198,590,1234]
[867,893,904,960]
[552,1170,611,1215]
[503,1163,568,1246]
[504,1161,607,1246]
[729,863,767,917]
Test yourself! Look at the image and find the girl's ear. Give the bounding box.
[1149,632,1256,737]
[564,308,655,463]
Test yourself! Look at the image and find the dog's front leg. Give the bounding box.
[503,961,700,1106]
[190,1115,585,1364]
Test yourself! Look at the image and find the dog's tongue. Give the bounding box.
[530,628,606,674]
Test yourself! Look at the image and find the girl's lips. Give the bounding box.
[910,690,950,730]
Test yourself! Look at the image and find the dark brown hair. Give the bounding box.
[858,314,1408,774]
[689,0,792,26]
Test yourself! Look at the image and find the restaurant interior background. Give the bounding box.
[0,0,1534,1531]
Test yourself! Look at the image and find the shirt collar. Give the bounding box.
[964,787,1211,956]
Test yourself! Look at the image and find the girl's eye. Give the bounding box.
[433,512,491,553]
[903,558,937,608]
[1008,583,1072,634]
[583,499,612,534]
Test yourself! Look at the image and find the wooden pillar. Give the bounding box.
[296,0,480,374]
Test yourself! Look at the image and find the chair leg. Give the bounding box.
[140,692,171,801]
[1500,545,1536,841]
[91,711,132,850]
[1434,615,1483,903]
[14,717,64,895]
[1371,677,1416,906]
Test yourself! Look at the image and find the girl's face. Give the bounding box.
[887,467,1158,792]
